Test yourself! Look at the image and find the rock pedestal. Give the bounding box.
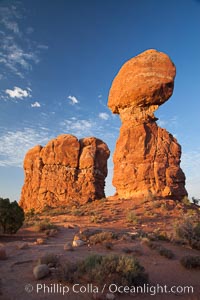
[108,49,187,200]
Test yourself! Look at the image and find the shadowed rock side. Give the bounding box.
[19,135,110,211]
[108,49,187,200]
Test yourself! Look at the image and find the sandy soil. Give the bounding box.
[0,197,200,300]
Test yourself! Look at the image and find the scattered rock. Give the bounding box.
[0,247,7,260]
[72,240,85,247]
[35,238,45,245]
[33,264,49,280]
[107,49,187,200]
[19,135,110,211]
[64,242,74,251]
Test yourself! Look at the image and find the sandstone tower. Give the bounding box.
[108,49,187,200]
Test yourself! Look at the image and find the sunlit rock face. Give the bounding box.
[108,49,187,200]
[19,134,110,211]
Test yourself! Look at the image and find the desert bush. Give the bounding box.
[25,208,35,219]
[58,260,78,282]
[90,214,104,223]
[0,198,24,234]
[89,231,118,245]
[158,247,174,259]
[126,212,139,224]
[76,254,148,286]
[180,255,200,269]
[175,218,200,249]
[71,207,85,216]
[182,196,191,206]
[147,241,174,259]
[37,252,59,267]
[34,218,57,232]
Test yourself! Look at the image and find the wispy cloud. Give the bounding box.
[68,95,79,105]
[60,118,93,137]
[99,112,109,120]
[0,128,52,167]
[0,5,21,35]
[37,44,49,50]
[31,101,41,108]
[0,3,47,79]
[5,86,31,99]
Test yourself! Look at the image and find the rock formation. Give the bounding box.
[19,134,110,211]
[108,49,187,200]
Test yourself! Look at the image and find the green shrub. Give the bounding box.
[71,208,85,216]
[90,215,105,223]
[147,242,174,259]
[37,252,59,267]
[180,255,200,269]
[0,198,24,234]
[182,196,191,206]
[158,247,174,259]
[89,231,118,245]
[76,254,148,286]
[126,212,139,224]
[175,218,200,249]
[35,218,57,232]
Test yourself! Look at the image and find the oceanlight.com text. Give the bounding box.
[25,283,194,296]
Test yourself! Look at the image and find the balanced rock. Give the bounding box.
[20,135,110,212]
[108,49,187,200]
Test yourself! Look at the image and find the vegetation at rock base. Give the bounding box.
[175,217,200,250]
[0,198,24,234]
[180,255,200,269]
[59,254,148,286]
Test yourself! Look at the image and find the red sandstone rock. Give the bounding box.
[108,49,176,114]
[108,49,187,200]
[19,135,110,212]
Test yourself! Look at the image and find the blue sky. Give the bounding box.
[0,0,200,201]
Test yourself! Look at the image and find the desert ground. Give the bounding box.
[0,197,200,300]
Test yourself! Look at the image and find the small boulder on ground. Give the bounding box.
[35,238,45,245]
[72,240,85,247]
[64,242,74,251]
[33,264,49,280]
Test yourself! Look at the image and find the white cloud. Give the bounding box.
[37,44,49,50]
[157,119,167,127]
[5,86,31,99]
[2,18,19,34]
[0,128,51,167]
[68,95,79,105]
[0,4,47,78]
[98,94,102,98]
[60,118,94,138]
[99,112,109,120]
[31,101,41,108]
